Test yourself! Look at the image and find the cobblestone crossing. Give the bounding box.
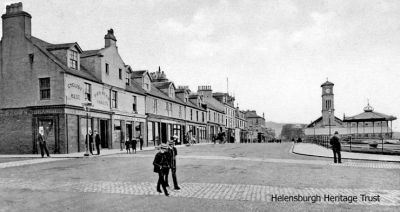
[0,158,70,169]
[0,177,399,206]
[109,154,400,170]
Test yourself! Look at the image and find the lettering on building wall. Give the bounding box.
[93,90,109,106]
[67,82,83,101]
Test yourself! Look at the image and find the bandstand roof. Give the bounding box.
[343,104,397,122]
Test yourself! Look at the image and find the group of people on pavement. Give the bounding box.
[153,137,181,196]
[85,130,101,155]
[123,136,144,154]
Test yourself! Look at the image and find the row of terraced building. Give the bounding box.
[0,3,267,154]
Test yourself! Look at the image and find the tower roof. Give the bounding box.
[321,80,334,87]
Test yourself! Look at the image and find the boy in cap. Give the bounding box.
[165,137,180,190]
[153,143,170,196]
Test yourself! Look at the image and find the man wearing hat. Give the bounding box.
[329,131,342,163]
[153,143,170,196]
[165,137,180,190]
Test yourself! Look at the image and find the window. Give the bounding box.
[202,112,204,122]
[126,76,130,85]
[153,99,158,113]
[69,50,78,69]
[111,90,117,108]
[119,68,122,80]
[190,109,193,120]
[84,83,91,102]
[39,78,50,100]
[106,63,109,75]
[196,111,199,121]
[132,96,137,112]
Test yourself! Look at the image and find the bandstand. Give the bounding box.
[343,103,397,139]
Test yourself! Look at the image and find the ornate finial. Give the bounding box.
[326,77,328,82]
[363,100,374,112]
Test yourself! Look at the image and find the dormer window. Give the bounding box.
[69,50,79,70]
[143,75,150,91]
[169,86,174,98]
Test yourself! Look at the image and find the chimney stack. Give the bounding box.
[197,85,212,98]
[2,2,32,39]
[104,29,117,47]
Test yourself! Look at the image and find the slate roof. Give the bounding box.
[306,116,343,128]
[204,97,225,113]
[343,111,397,122]
[81,49,102,58]
[47,43,82,52]
[125,80,146,95]
[30,36,100,83]
[153,81,172,90]
[131,70,148,78]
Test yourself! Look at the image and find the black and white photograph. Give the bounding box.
[0,0,399,211]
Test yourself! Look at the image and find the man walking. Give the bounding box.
[38,130,50,158]
[329,131,342,163]
[165,138,180,190]
[153,143,170,196]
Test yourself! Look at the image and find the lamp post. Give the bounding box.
[328,109,332,137]
[82,102,93,156]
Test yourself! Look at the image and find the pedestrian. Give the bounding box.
[94,130,101,155]
[165,138,181,190]
[139,135,144,150]
[131,138,137,154]
[125,140,131,154]
[297,137,302,143]
[153,143,170,196]
[86,130,94,155]
[37,130,50,158]
[329,131,342,163]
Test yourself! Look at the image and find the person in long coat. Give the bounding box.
[329,131,342,163]
[94,130,101,155]
[38,132,50,158]
[86,130,94,155]
[165,138,180,190]
[153,143,170,196]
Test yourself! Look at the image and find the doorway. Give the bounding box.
[100,120,109,148]
[161,123,167,143]
[37,119,57,153]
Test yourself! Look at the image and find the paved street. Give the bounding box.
[0,143,399,212]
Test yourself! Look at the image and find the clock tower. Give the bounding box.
[321,80,335,126]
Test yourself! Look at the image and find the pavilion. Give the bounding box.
[343,103,397,139]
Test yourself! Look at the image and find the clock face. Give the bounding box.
[325,88,331,94]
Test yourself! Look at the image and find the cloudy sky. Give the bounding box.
[2,0,400,130]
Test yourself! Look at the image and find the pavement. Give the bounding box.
[292,143,400,162]
[0,143,399,211]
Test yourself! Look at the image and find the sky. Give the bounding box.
[2,0,400,130]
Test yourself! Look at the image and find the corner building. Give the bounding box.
[0,3,146,154]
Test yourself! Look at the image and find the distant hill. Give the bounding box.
[265,121,306,138]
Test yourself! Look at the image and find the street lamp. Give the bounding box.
[82,102,93,156]
[328,109,332,137]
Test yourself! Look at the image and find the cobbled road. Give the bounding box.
[0,143,399,212]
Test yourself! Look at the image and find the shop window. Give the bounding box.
[39,78,50,100]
